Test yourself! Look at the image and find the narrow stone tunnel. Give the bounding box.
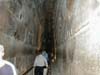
[0,0,100,75]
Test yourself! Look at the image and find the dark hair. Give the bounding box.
[36,48,42,55]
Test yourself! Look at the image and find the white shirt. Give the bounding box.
[34,54,48,67]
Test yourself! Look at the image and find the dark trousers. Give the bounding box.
[34,66,44,75]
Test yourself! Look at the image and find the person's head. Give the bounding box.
[0,45,4,59]
[42,50,46,54]
[36,48,42,55]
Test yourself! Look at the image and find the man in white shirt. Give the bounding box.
[33,50,48,75]
[0,44,17,75]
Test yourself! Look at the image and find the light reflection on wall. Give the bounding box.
[71,1,100,75]
[88,1,100,56]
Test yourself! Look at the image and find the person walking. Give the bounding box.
[0,44,17,75]
[33,50,48,75]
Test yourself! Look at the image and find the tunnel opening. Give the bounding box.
[41,0,56,64]
[42,14,55,64]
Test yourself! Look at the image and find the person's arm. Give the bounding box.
[43,57,48,68]
[43,57,48,75]
[12,65,17,75]
[33,56,37,67]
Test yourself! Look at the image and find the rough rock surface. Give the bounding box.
[0,0,100,75]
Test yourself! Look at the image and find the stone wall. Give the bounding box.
[53,0,100,75]
[0,0,42,75]
[0,0,100,75]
